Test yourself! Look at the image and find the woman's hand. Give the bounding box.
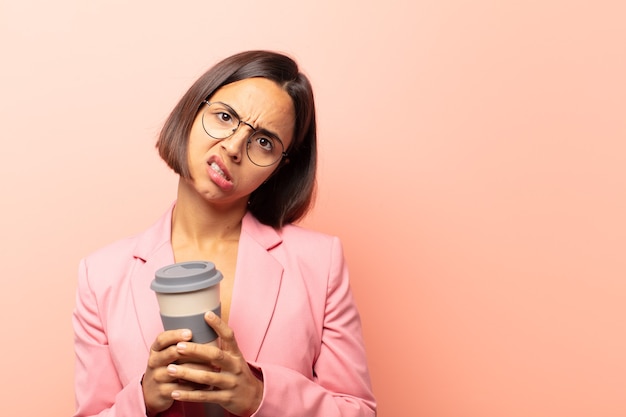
[166,311,264,417]
[142,328,195,416]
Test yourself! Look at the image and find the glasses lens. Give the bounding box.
[247,133,284,167]
[202,103,239,139]
[202,102,285,167]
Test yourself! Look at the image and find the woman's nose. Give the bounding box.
[220,129,249,162]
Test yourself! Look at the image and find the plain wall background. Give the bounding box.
[1,0,624,415]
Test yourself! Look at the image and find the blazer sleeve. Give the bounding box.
[72,258,148,417]
[251,237,377,417]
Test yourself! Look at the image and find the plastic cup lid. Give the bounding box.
[151,261,223,293]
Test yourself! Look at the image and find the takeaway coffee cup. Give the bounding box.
[151,261,223,345]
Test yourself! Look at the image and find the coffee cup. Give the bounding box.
[151,261,223,345]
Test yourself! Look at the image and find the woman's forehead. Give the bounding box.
[210,78,295,144]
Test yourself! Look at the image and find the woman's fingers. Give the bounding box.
[143,329,194,415]
[174,340,232,372]
[170,320,264,417]
[151,329,192,352]
[204,311,242,356]
[167,363,228,389]
[167,362,261,417]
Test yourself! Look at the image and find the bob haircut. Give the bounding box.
[157,50,317,229]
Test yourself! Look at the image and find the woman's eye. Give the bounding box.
[218,112,233,123]
[255,137,274,152]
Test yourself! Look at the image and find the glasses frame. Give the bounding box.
[201,100,288,167]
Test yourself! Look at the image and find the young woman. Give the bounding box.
[73,50,376,417]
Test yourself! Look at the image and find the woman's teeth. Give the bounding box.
[210,162,227,178]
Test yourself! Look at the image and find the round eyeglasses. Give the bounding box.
[201,100,287,167]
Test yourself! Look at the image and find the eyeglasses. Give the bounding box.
[201,101,287,167]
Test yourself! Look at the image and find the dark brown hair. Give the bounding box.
[156,50,317,228]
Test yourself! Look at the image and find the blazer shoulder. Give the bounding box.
[83,233,141,266]
[278,224,339,242]
[278,223,343,254]
[79,234,143,290]
[79,206,173,287]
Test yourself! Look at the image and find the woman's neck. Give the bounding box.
[172,178,247,246]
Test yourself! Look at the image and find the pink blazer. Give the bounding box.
[73,206,376,417]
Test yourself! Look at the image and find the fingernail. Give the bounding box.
[206,311,216,320]
[167,364,177,374]
[171,391,181,399]
[177,342,187,350]
[181,329,192,339]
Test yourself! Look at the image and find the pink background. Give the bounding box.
[1,1,625,415]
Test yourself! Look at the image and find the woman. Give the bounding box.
[73,50,376,417]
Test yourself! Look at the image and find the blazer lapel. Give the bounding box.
[129,207,176,350]
[228,213,284,361]
[127,207,284,360]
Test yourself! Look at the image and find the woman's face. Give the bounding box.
[184,77,295,207]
